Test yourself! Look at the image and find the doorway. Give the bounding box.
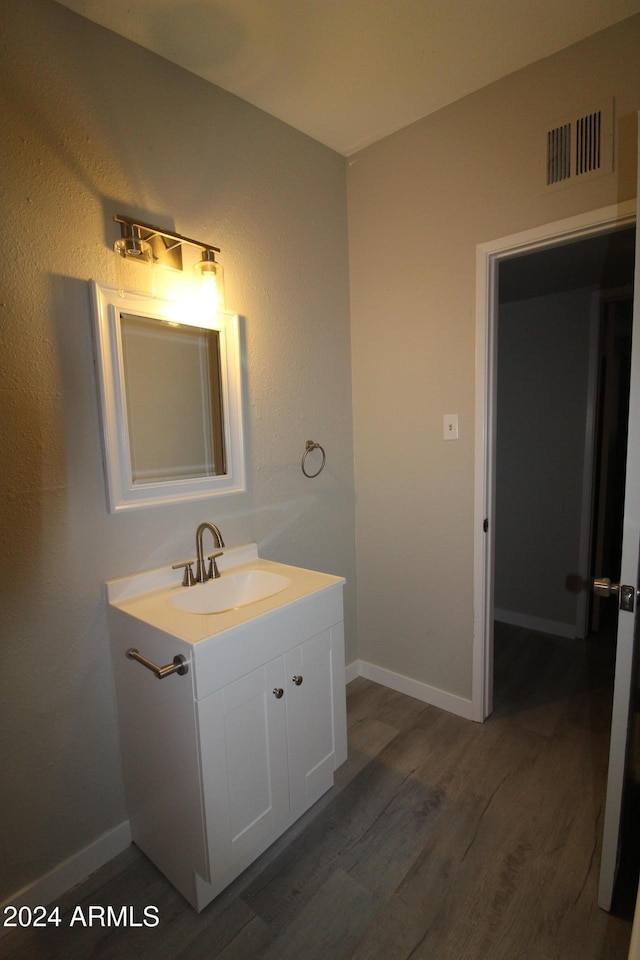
[473,202,638,913]
[493,232,634,649]
[591,295,634,635]
[472,201,637,723]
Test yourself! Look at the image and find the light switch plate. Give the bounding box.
[443,414,459,440]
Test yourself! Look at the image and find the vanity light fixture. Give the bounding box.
[113,214,224,308]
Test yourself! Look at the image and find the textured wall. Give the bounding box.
[0,0,354,901]
[348,15,640,700]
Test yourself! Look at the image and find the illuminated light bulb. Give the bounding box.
[195,249,225,315]
[200,266,220,313]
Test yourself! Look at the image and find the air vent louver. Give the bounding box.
[575,110,601,176]
[543,100,613,190]
[547,123,572,185]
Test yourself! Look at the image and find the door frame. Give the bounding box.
[472,200,637,722]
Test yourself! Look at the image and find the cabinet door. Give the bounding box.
[285,628,336,812]
[198,658,289,882]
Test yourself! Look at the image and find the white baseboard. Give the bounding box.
[494,608,577,640]
[345,659,360,684]
[345,659,474,721]
[0,821,132,934]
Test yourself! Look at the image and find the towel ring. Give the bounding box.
[302,440,326,478]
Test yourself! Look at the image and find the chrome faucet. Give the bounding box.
[195,522,225,583]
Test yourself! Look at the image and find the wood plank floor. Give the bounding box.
[4,625,634,959]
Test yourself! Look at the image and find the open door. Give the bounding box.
[598,129,640,911]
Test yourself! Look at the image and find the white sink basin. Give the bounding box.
[169,569,291,615]
[107,544,346,644]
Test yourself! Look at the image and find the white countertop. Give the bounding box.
[106,544,344,645]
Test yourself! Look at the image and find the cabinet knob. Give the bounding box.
[292,675,303,686]
[273,687,284,699]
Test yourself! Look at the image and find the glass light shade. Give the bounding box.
[114,236,155,298]
[195,255,225,314]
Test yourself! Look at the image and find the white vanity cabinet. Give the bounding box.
[198,626,342,893]
[107,551,346,912]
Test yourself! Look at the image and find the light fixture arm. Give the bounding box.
[114,215,220,259]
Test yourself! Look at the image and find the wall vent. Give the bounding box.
[547,123,572,185]
[575,109,601,176]
[543,100,613,190]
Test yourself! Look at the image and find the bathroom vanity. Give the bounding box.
[107,544,346,911]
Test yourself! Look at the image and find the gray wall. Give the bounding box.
[1,0,355,901]
[495,288,596,635]
[348,15,640,701]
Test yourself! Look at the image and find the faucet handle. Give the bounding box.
[172,560,197,587]
[207,552,224,580]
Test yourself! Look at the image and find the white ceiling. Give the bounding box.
[55,0,640,155]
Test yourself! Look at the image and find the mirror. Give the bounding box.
[91,281,245,512]
[119,313,226,483]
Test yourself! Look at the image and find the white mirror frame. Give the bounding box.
[90,281,245,512]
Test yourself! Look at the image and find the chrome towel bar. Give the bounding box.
[126,647,189,679]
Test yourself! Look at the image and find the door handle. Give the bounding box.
[592,577,621,599]
[592,578,637,613]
